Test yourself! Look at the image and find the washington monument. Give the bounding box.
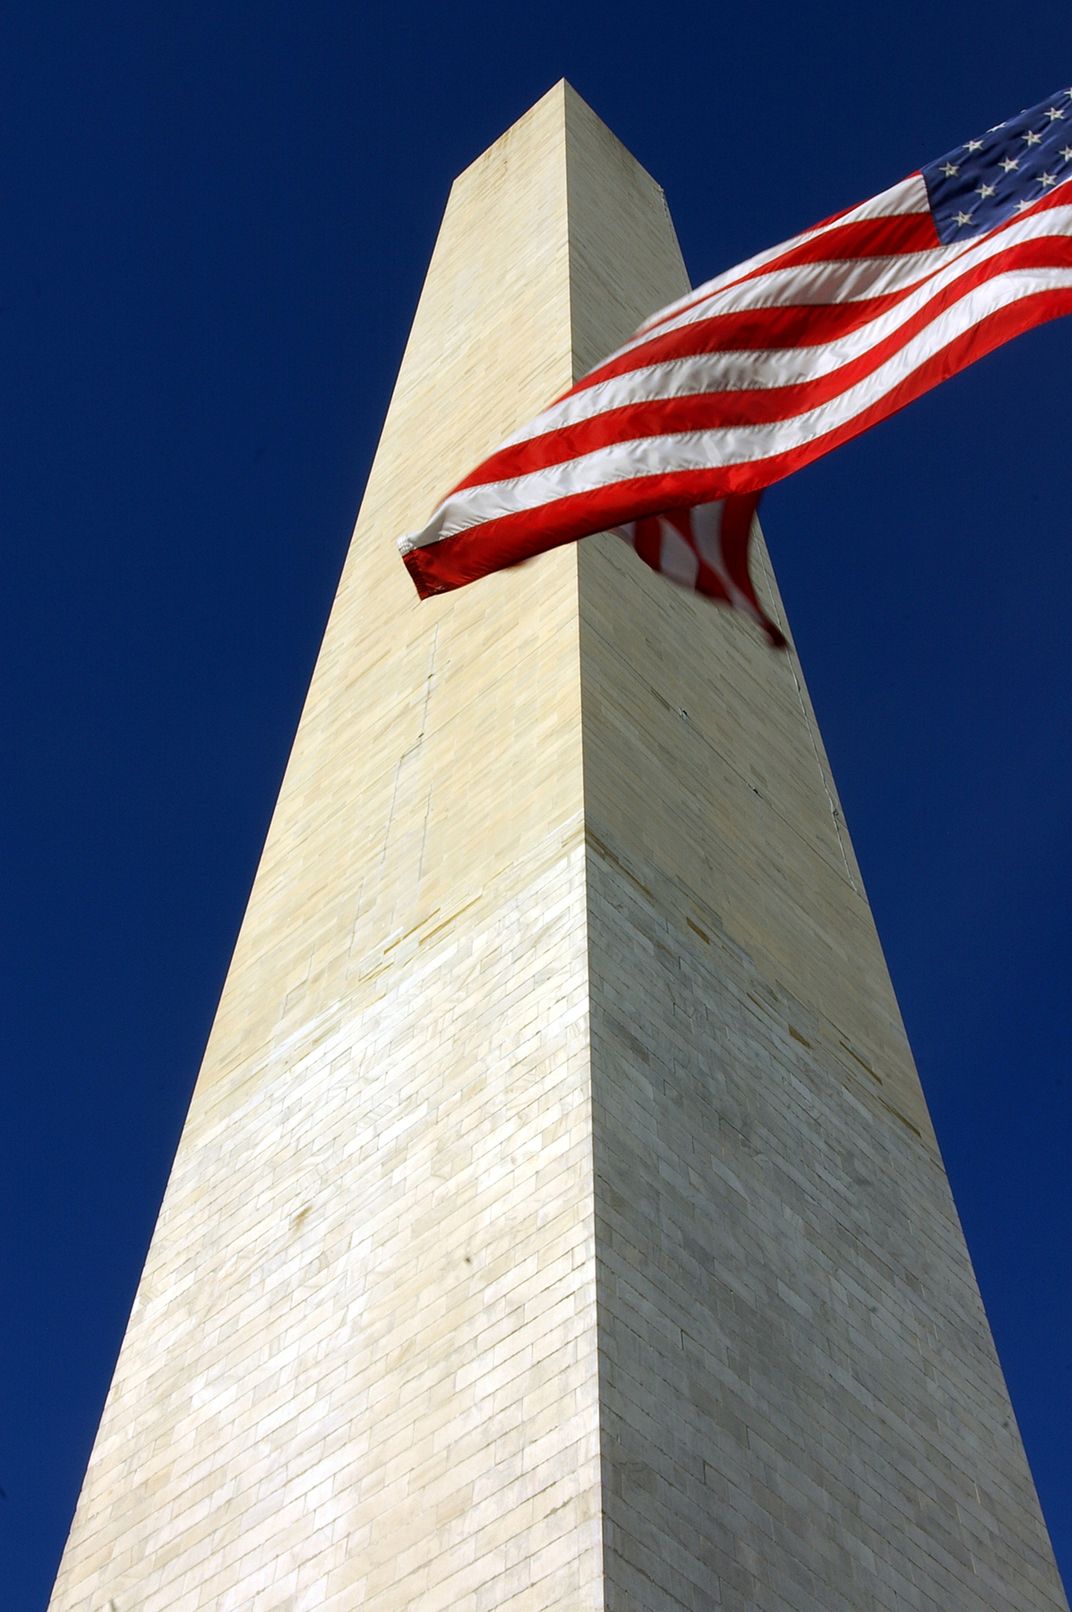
[50,83,1067,1612]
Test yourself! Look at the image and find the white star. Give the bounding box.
[976,182,997,198]
[965,138,985,152]
[999,156,1020,172]
[1023,129,1042,146]
[953,209,975,226]
[1038,171,1057,188]
[940,160,959,177]
[1045,106,1065,121]
[1015,198,1034,213]
[1061,146,1072,162]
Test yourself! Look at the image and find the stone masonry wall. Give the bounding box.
[579,521,1067,1609]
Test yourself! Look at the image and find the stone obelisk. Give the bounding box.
[51,83,1066,1612]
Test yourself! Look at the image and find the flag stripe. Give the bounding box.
[578,197,1071,387]
[614,493,785,644]
[622,174,1070,364]
[633,175,930,340]
[399,94,1072,635]
[597,251,949,375]
[452,233,1072,489]
[401,283,1072,595]
[406,269,1072,550]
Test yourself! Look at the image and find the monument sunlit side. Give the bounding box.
[50,83,1067,1612]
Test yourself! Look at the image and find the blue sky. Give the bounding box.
[3,3,1069,1606]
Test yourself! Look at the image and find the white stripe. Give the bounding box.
[610,245,949,365]
[615,504,760,618]
[399,263,1072,553]
[823,171,931,221]
[634,176,928,340]
[658,520,700,587]
[691,503,764,622]
[689,502,747,616]
[603,196,1069,366]
[496,204,1072,444]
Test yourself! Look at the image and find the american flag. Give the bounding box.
[399,90,1072,643]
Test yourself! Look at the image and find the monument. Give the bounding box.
[50,83,1067,1612]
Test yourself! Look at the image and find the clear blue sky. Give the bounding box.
[3,4,1069,1606]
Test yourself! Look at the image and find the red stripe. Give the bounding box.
[741,284,1072,486]
[630,183,1070,355]
[685,496,785,645]
[698,495,785,645]
[632,208,937,344]
[632,515,662,573]
[572,186,1072,396]
[452,236,1072,489]
[634,515,732,610]
[569,290,926,395]
[713,208,939,275]
[719,493,763,607]
[614,499,786,646]
[404,286,1072,600]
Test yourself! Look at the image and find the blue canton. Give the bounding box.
[923,88,1072,243]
